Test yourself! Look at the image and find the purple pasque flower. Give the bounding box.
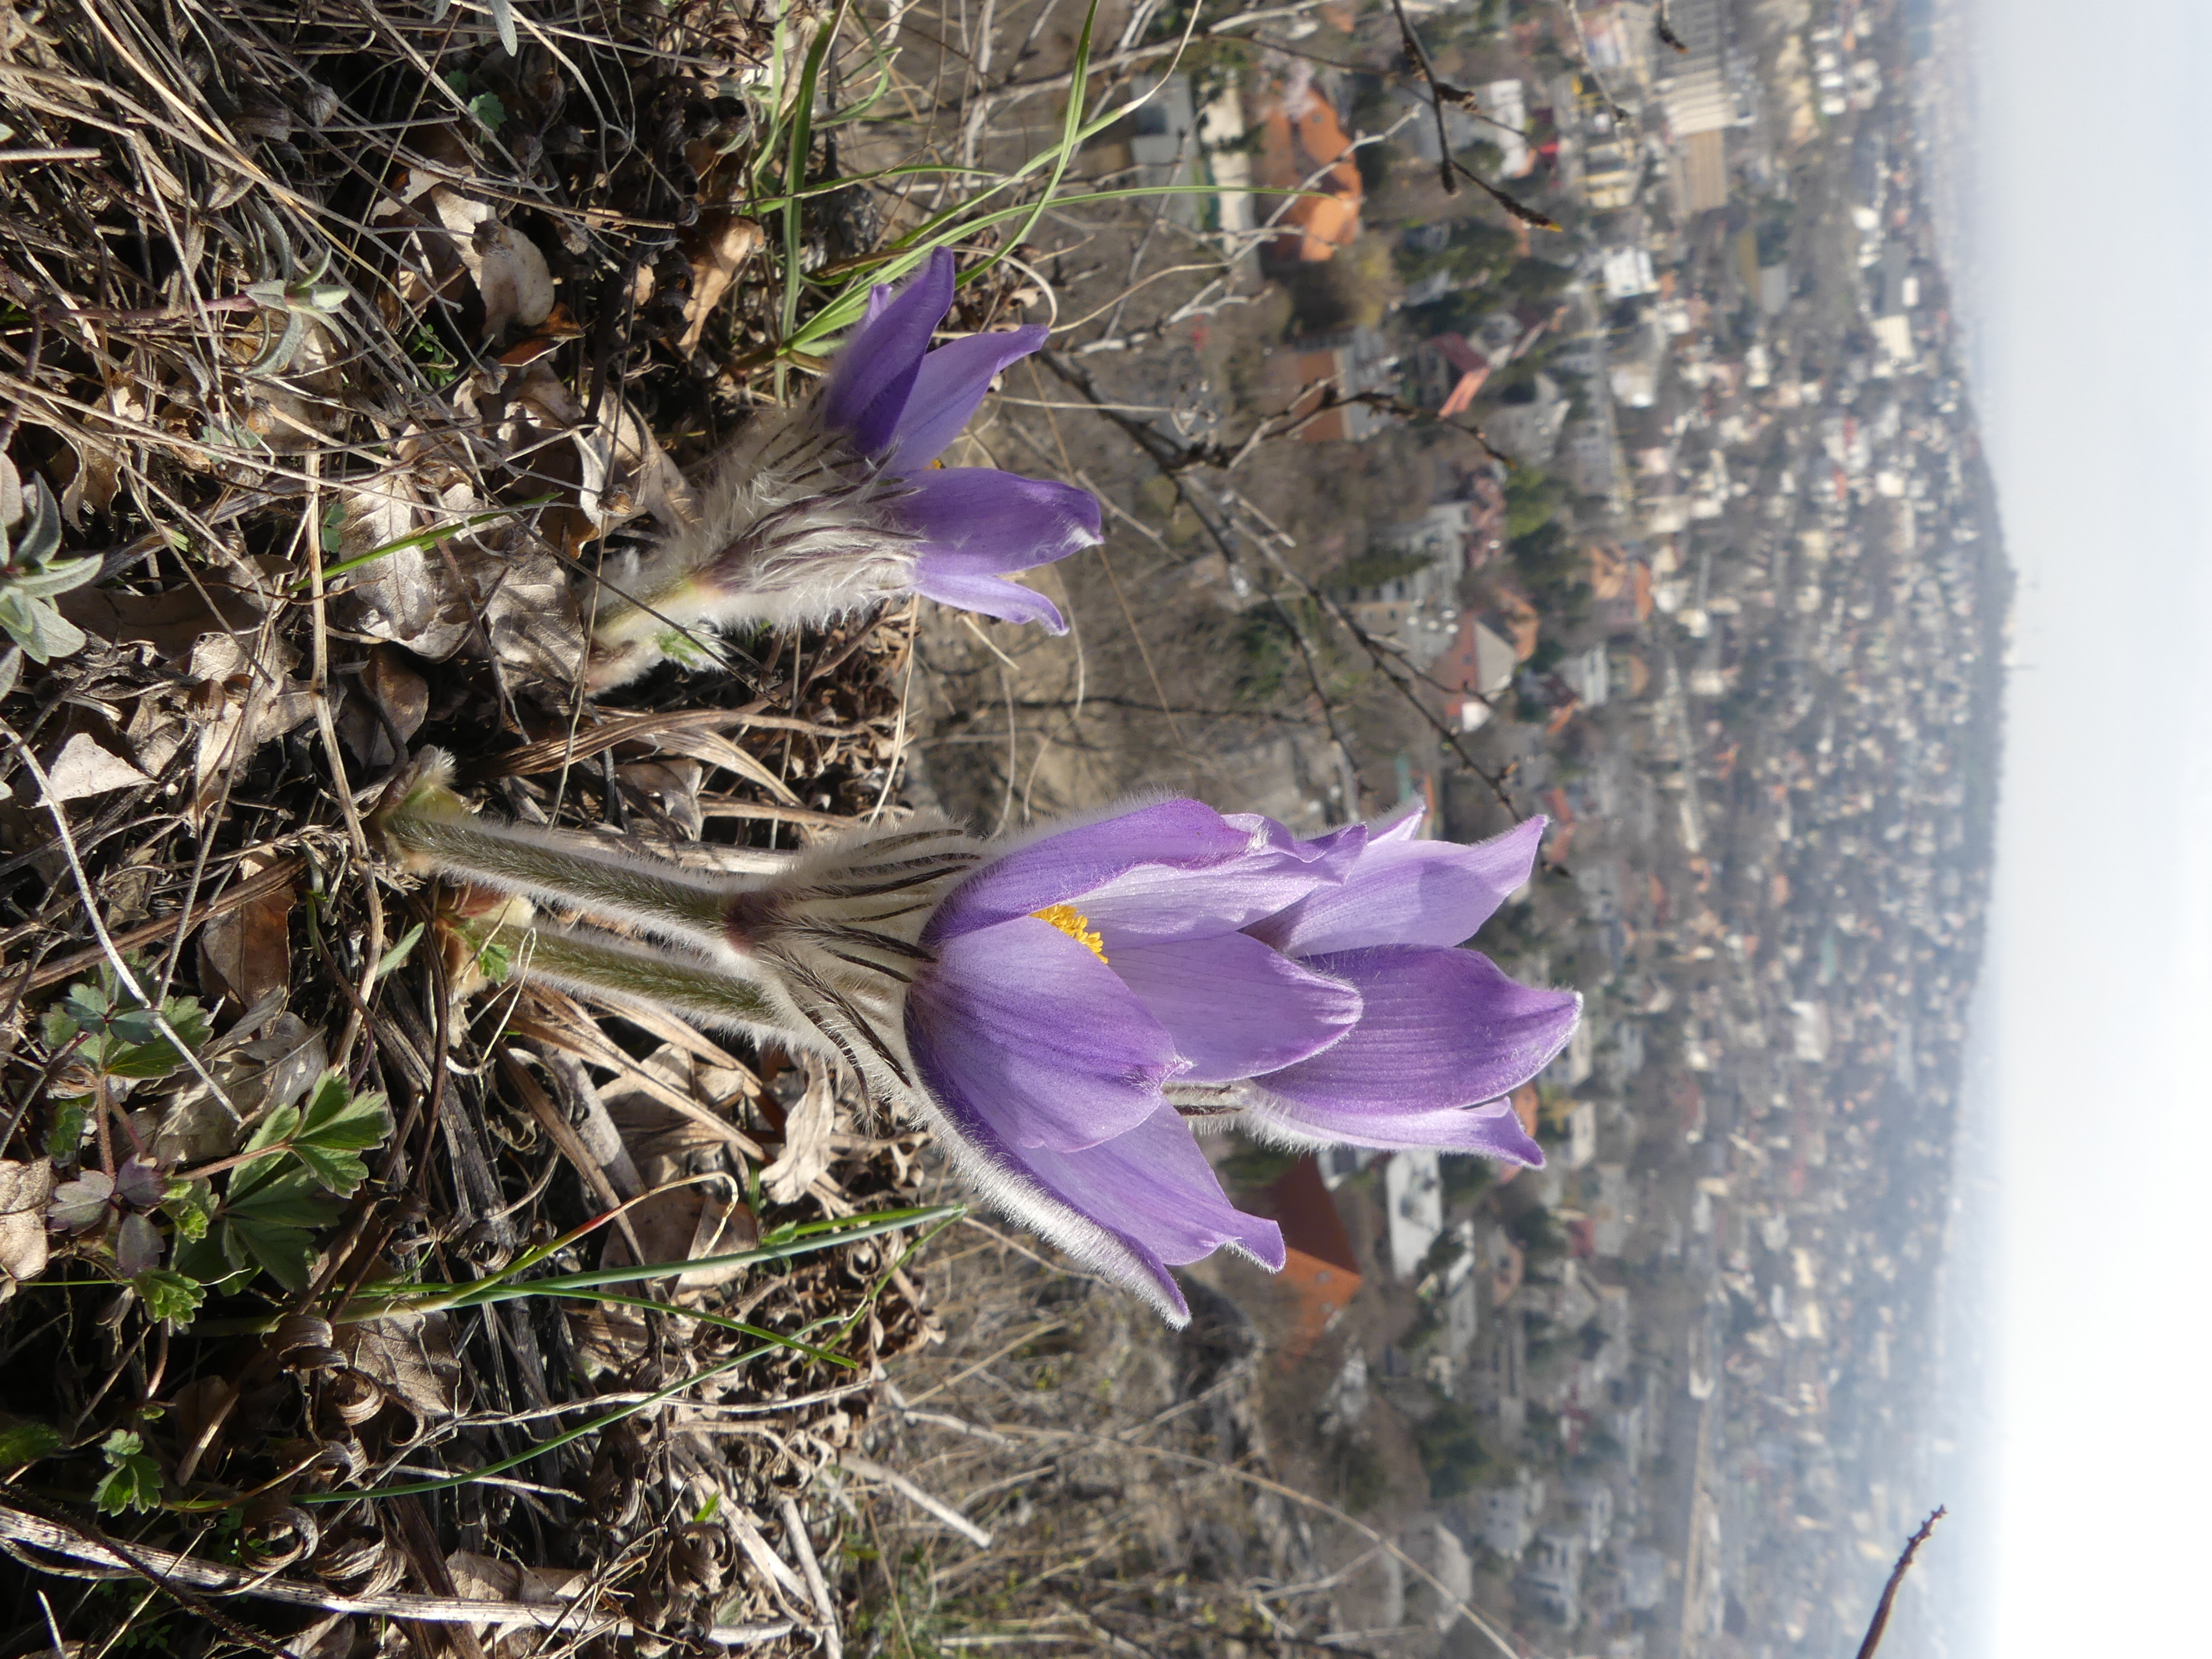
[899,800,1578,1322]
[588,249,1099,691]
[372,756,1575,1325]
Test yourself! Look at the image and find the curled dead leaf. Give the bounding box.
[197,853,295,1010]
[0,1160,55,1300]
[470,221,555,341]
[677,215,764,355]
[761,1055,838,1205]
[40,733,151,802]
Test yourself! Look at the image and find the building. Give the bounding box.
[1616,1545,1668,1612]
[1600,245,1658,300]
[1434,613,1521,731]
[1487,372,1571,463]
[1266,1156,1363,1355]
[1274,327,1397,442]
[1517,1527,1587,1626]
[1384,1149,1443,1279]
[1562,417,1623,499]
[1411,332,1493,413]
[1473,1472,1546,1559]
[1251,75,1361,263]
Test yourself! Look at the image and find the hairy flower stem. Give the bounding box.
[457,920,778,1031]
[378,778,757,957]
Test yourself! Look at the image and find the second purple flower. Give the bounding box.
[588,248,1100,691]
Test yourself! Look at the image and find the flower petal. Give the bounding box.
[887,325,1050,468]
[898,1054,1284,1323]
[1249,1095,1545,1164]
[1259,945,1579,1114]
[926,801,1258,942]
[906,916,1176,1151]
[817,249,954,454]
[1369,798,1429,844]
[1076,819,1360,945]
[911,554,1067,630]
[1254,816,1547,955]
[1107,932,1362,1083]
[902,468,1102,572]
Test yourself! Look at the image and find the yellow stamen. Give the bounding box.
[1031,904,1108,963]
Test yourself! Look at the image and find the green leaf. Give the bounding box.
[267,1073,390,1196]
[171,1229,250,1292]
[11,478,61,565]
[44,1099,88,1160]
[374,922,425,980]
[468,92,507,133]
[476,937,513,983]
[223,1157,340,1291]
[133,1269,206,1328]
[227,1162,339,1229]
[238,1104,301,1163]
[94,1431,162,1514]
[296,1073,390,1152]
[162,1177,214,1241]
[48,1170,116,1233]
[0,1417,64,1465]
[58,979,211,1081]
[290,1142,368,1196]
[226,1215,317,1293]
[8,555,101,599]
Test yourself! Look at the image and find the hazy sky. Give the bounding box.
[1970,0,2212,1652]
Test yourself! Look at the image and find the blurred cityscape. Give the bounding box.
[933,0,2005,1654]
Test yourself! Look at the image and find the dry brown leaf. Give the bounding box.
[61,582,265,657]
[603,1179,753,1288]
[601,1183,703,1275]
[342,1310,463,1441]
[677,214,764,354]
[762,1055,837,1205]
[185,634,316,811]
[616,758,703,839]
[332,478,478,661]
[338,644,430,768]
[573,394,694,535]
[647,727,803,805]
[469,221,555,341]
[0,1160,55,1299]
[479,544,585,684]
[446,1549,584,1605]
[154,1010,326,1166]
[196,854,294,1010]
[41,733,151,801]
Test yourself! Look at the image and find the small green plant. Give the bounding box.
[93,1430,162,1515]
[40,966,390,1308]
[172,1071,390,1293]
[0,462,98,664]
[240,246,351,377]
[40,966,212,1086]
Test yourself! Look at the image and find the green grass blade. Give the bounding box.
[528,1287,859,1369]
[965,0,1097,289]
[782,0,853,346]
[305,498,553,588]
[345,1203,966,1319]
[293,1340,776,1503]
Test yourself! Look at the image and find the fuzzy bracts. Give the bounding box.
[585,250,1100,692]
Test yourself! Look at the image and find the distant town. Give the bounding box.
[1068,0,2002,1654]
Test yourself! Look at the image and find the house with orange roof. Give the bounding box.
[1251,75,1363,264]
[1266,1156,1363,1356]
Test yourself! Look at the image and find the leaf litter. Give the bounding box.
[0,0,1072,1646]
